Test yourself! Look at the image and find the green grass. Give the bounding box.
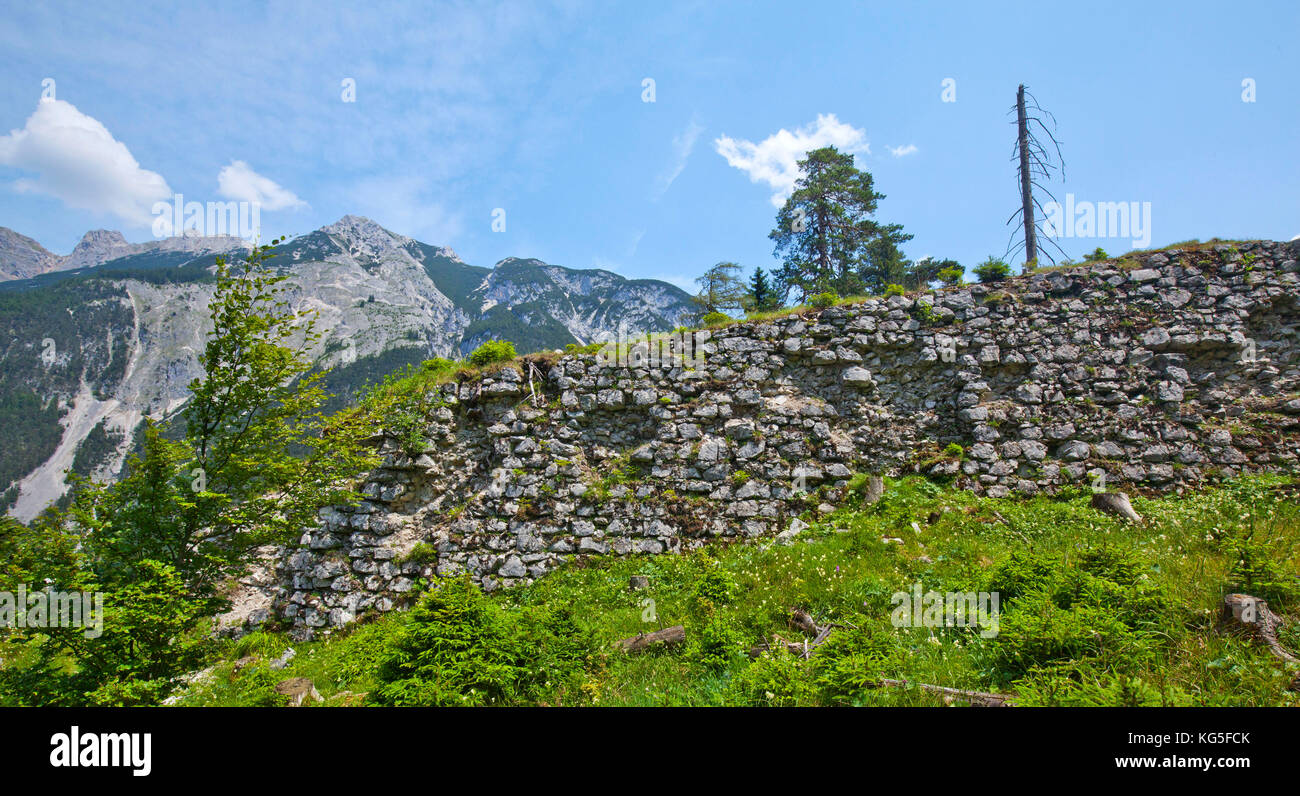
[173,475,1300,707]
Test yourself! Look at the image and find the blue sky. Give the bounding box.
[1,0,1297,292]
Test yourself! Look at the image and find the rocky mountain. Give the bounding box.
[0,216,696,520]
[0,225,249,280]
[0,226,61,280]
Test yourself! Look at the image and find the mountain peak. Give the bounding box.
[0,226,61,280]
[325,214,392,237]
[74,228,129,249]
[321,215,412,258]
[65,229,132,270]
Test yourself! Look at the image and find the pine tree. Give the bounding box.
[769,146,912,301]
[692,261,748,315]
[746,266,780,313]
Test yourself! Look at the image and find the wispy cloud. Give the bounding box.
[888,144,918,158]
[652,116,704,200]
[714,113,868,207]
[218,160,308,211]
[0,99,170,227]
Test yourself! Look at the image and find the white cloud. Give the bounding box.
[652,117,704,199]
[217,160,307,211]
[0,99,171,226]
[888,144,918,158]
[714,113,868,207]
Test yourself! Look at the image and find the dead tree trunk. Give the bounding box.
[1016,84,1037,267]
[1004,84,1065,267]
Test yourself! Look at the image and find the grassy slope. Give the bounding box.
[176,475,1300,707]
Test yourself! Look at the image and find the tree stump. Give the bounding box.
[863,475,885,505]
[1220,593,1300,686]
[274,677,322,707]
[1090,491,1142,522]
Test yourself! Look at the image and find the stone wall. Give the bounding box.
[249,240,1300,639]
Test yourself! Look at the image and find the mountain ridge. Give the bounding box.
[0,215,697,520]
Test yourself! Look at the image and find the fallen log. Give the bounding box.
[1220,593,1300,685]
[618,625,685,653]
[875,678,1014,707]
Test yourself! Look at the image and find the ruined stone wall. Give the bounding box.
[252,240,1300,639]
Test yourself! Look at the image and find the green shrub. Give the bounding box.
[691,559,737,608]
[809,623,904,705]
[330,621,401,686]
[845,472,875,495]
[226,663,290,707]
[1223,531,1300,607]
[388,404,429,456]
[985,547,1177,680]
[369,574,589,706]
[700,312,730,327]
[936,266,963,286]
[563,342,604,356]
[467,339,517,367]
[883,284,905,298]
[1014,666,1193,707]
[943,443,963,458]
[911,301,938,324]
[809,292,838,309]
[687,610,747,671]
[729,647,814,706]
[973,256,1011,283]
[1083,247,1109,262]
[420,357,456,374]
[396,541,438,567]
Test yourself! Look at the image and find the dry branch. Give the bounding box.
[875,678,1015,707]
